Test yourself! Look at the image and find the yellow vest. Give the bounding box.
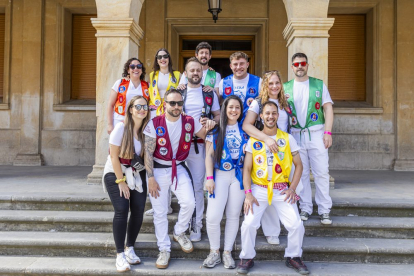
[250,130,292,205]
[149,71,180,116]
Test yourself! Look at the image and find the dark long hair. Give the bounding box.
[211,95,244,166]
[152,48,176,83]
[122,58,146,81]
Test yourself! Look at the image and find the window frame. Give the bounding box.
[0,2,12,110]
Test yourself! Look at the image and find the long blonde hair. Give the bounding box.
[258,70,288,110]
[119,95,150,159]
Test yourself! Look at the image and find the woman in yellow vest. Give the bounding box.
[148,48,181,118]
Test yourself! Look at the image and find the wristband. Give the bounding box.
[244,189,252,194]
[115,176,126,184]
[206,176,214,180]
[324,131,332,136]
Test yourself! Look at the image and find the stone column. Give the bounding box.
[13,0,44,166]
[87,0,145,184]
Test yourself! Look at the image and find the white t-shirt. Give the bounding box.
[179,69,221,89]
[111,79,143,122]
[143,116,203,165]
[206,123,242,160]
[184,86,220,122]
[245,133,300,180]
[109,122,142,155]
[291,79,333,131]
[248,98,289,133]
[219,74,262,104]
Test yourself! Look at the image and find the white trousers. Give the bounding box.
[186,142,206,229]
[239,185,304,259]
[149,166,195,252]
[292,129,332,215]
[206,169,245,251]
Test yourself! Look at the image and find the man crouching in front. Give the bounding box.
[237,101,309,275]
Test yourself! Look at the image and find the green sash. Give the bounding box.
[203,69,216,88]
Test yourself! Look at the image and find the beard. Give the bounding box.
[294,69,307,78]
[188,75,202,85]
[263,119,277,129]
[199,59,208,66]
[167,108,181,117]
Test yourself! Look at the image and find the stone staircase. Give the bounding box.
[1,193,414,275]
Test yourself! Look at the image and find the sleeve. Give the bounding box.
[194,118,203,134]
[215,72,222,89]
[109,122,125,146]
[179,72,188,85]
[245,138,253,154]
[211,92,221,112]
[248,99,260,114]
[205,134,213,143]
[218,79,224,97]
[258,78,262,91]
[288,134,301,153]
[111,79,122,91]
[143,120,156,138]
[322,83,334,106]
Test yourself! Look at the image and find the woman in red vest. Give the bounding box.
[107,58,150,134]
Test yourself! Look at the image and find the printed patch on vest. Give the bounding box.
[223,162,232,171]
[159,147,168,156]
[285,106,291,113]
[275,164,282,174]
[158,138,166,146]
[315,102,320,110]
[256,169,265,178]
[310,112,318,122]
[246,98,254,106]
[205,96,213,105]
[249,88,256,95]
[119,86,126,93]
[183,144,189,150]
[119,95,124,103]
[285,93,290,99]
[277,151,285,161]
[206,106,211,115]
[224,87,232,96]
[222,150,226,159]
[155,99,161,106]
[210,78,215,85]
[185,133,191,142]
[144,89,149,97]
[316,90,320,98]
[277,138,286,148]
[118,106,123,114]
[254,154,265,166]
[156,126,166,137]
[253,141,263,150]
[185,123,192,132]
[292,116,298,126]
[152,80,156,87]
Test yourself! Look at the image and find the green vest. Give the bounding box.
[204,69,216,88]
[283,77,325,130]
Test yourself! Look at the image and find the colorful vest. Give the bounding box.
[212,125,249,189]
[114,79,149,116]
[283,77,325,130]
[204,69,217,88]
[180,85,215,119]
[250,130,292,205]
[152,114,194,189]
[222,74,260,125]
[149,71,180,116]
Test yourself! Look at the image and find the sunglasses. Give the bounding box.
[165,100,184,107]
[129,64,143,70]
[157,54,169,60]
[134,104,148,111]
[292,61,307,67]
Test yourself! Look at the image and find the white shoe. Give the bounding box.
[124,246,141,264]
[222,251,236,269]
[190,227,202,242]
[145,207,173,216]
[173,231,194,253]
[203,251,221,268]
[116,252,131,272]
[156,250,170,269]
[320,213,333,225]
[265,236,280,245]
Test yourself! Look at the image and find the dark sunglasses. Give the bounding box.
[129,64,143,70]
[292,61,307,67]
[157,54,169,60]
[165,100,184,107]
[134,104,148,111]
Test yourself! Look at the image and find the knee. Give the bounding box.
[180,197,195,212]
[114,205,129,220]
[241,217,259,232]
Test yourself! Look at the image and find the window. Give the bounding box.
[0,14,5,103]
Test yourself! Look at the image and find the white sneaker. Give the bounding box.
[124,246,141,264]
[173,231,194,253]
[266,236,280,245]
[320,213,333,225]
[222,251,236,269]
[145,207,173,216]
[156,250,170,269]
[190,227,202,242]
[116,252,131,272]
[203,251,221,268]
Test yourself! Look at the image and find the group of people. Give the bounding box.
[103,41,334,275]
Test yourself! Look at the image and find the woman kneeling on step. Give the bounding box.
[103,95,150,272]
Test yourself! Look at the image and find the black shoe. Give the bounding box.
[286,257,310,275]
[236,259,254,274]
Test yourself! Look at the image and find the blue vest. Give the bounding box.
[222,74,260,126]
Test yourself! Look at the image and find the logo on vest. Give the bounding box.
[254,155,265,166]
[144,89,149,97]
[155,99,161,106]
[159,147,168,156]
[256,169,265,178]
[253,141,263,150]
[246,98,254,106]
[119,96,124,103]
[292,116,298,126]
[158,138,166,146]
[185,133,191,142]
[185,123,192,132]
[119,86,126,93]
[152,80,156,87]
[206,106,211,115]
[223,162,232,171]
[310,112,318,122]
[275,164,282,174]
[224,87,232,96]
[210,78,215,85]
[285,93,290,99]
[277,138,286,148]
[316,90,320,98]
[315,102,320,110]
[277,151,285,161]
[205,96,213,105]
[183,143,189,150]
[156,126,166,136]
[249,88,256,95]
[118,106,123,114]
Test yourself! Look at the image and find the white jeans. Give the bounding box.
[149,165,195,252]
[292,128,332,215]
[186,142,206,229]
[239,185,304,259]
[206,169,245,251]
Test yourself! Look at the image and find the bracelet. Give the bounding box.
[288,188,296,194]
[244,189,252,194]
[206,176,214,180]
[324,131,332,135]
[115,176,126,184]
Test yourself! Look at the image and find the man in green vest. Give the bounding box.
[283,53,334,225]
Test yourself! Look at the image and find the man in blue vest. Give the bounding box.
[283,53,334,225]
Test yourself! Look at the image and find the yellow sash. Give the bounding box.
[149,71,180,116]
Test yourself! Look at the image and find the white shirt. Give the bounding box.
[111,79,143,121]
[291,79,333,131]
[109,122,142,155]
[143,116,202,165]
[248,98,289,133]
[219,74,262,104]
[179,69,221,89]
[245,133,300,180]
[206,123,242,160]
[184,86,220,122]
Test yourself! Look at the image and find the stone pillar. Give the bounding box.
[87,0,145,184]
[13,0,44,166]
[394,0,414,171]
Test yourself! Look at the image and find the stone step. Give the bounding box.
[1,210,414,239]
[1,231,414,263]
[0,256,413,276]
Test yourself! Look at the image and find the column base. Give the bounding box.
[310,173,335,189]
[87,165,105,185]
[13,154,43,166]
[394,159,414,171]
